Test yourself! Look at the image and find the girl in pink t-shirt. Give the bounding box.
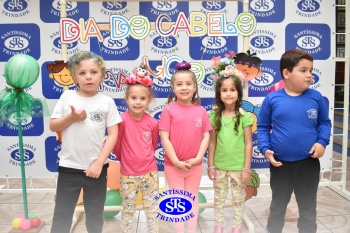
[113,63,159,233]
[159,61,212,233]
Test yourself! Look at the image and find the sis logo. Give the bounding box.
[239,0,285,23]
[252,135,269,168]
[100,1,129,16]
[154,141,165,171]
[296,0,321,17]
[0,24,40,61]
[2,0,29,17]
[148,31,179,56]
[249,60,279,97]
[40,0,88,23]
[90,31,140,61]
[42,61,78,99]
[155,189,195,222]
[45,136,61,172]
[199,68,215,94]
[140,1,188,22]
[286,23,330,60]
[8,143,37,167]
[49,31,79,56]
[310,68,322,90]
[189,36,238,60]
[201,1,227,12]
[249,29,276,55]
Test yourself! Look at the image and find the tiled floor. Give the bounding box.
[1,154,349,233]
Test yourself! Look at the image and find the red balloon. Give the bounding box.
[107,162,121,190]
[30,217,41,228]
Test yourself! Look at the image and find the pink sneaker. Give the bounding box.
[213,225,223,233]
[232,227,241,233]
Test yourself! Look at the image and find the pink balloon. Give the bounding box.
[20,219,31,231]
[19,214,25,220]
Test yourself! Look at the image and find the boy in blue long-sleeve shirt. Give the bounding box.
[257,49,331,233]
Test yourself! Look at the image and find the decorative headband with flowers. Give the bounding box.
[125,63,154,87]
[211,50,247,86]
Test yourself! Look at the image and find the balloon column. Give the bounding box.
[1,54,41,219]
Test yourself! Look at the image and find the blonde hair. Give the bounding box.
[68,51,106,75]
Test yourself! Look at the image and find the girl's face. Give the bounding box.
[125,85,152,120]
[73,58,104,97]
[171,73,196,105]
[220,78,238,109]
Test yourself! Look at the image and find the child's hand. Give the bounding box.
[242,170,250,184]
[175,161,191,171]
[184,158,199,168]
[207,168,215,181]
[84,160,103,178]
[265,150,282,167]
[309,143,325,158]
[70,105,87,122]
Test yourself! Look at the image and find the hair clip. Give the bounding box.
[125,63,154,87]
[175,61,191,71]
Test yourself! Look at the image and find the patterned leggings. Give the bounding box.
[120,171,159,233]
[213,168,246,228]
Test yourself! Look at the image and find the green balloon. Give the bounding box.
[198,191,206,214]
[103,190,122,218]
[4,54,39,89]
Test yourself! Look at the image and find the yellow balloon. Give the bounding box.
[11,218,22,229]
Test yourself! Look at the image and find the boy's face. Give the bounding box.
[283,58,313,95]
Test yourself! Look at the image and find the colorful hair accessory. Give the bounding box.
[125,63,154,87]
[175,61,191,71]
[211,50,247,85]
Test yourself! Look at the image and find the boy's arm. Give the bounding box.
[85,124,119,178]
[49,105,86,132]
[316,96,332,147]
[257,98,273,155]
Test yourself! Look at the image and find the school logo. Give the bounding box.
[249,29,276,55]
[154,141,164,171]
[45,136,61,172]
[100,1,128,16]
[90,111,103,122]
[252,134,269,168]
[201,1,226,12]
[156,189,195,222]
[8,143,37,167]
[40,0,89,23]
[198,68,215,95]
[2,0,29,17]
[100,68,128,95]
[149,33,179,56]
[239,0,285,22]
[0,24,40,61]
[189,35,238,60]
[310,68,322,90]
[142,132,152,141]
[49,31,79,56]
[285,23,330,60]
[140,1,188,22]
[307,109,317,119]
[296,0,321,17]
[90,31,140,60]
[249,60,279,97]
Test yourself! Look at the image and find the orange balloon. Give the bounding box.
[107,162,121,190]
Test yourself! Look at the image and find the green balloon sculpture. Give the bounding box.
[0,54,40,220]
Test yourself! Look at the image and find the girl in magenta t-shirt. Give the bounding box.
[113,63,159,233]
[159,61,212,233]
